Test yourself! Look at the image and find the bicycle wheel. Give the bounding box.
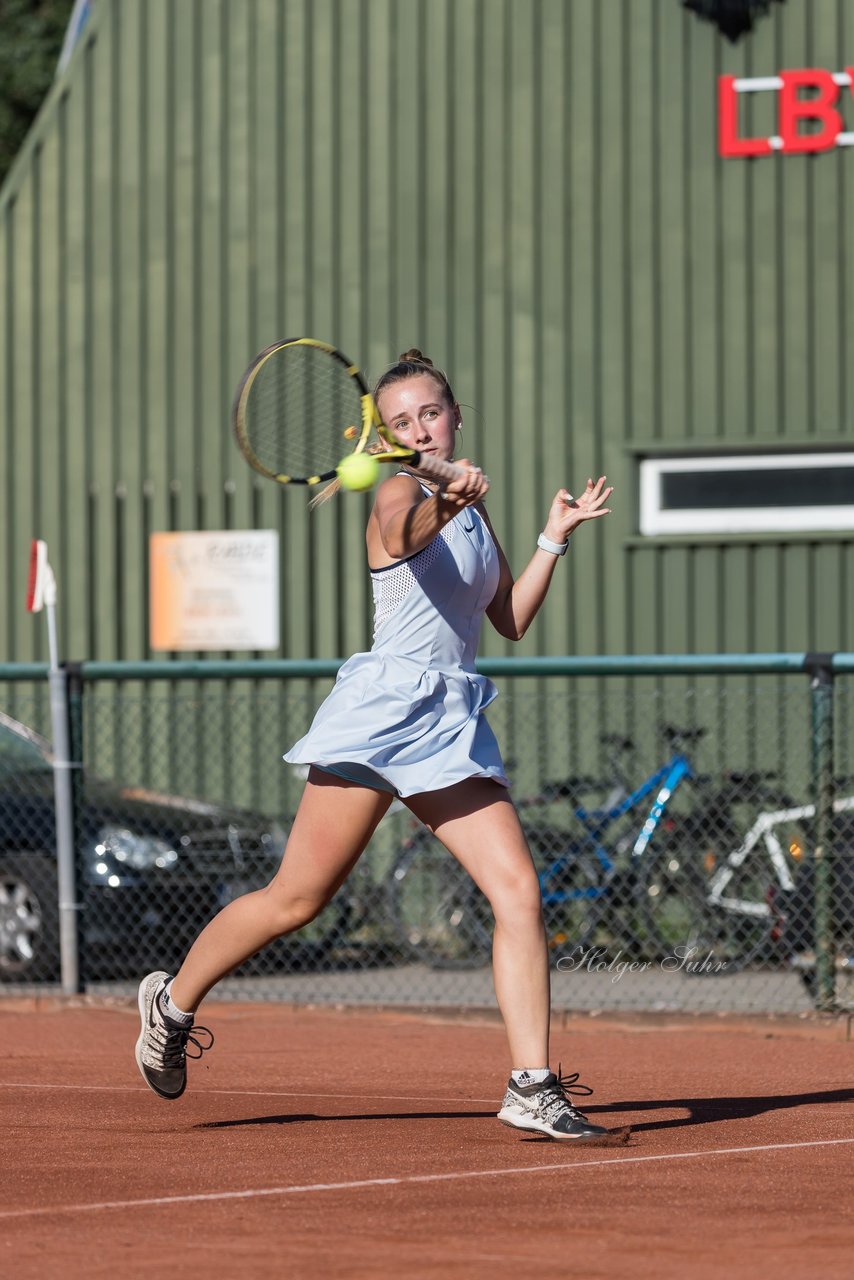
[525,828,604,962]
[386,831,493,969]
[638,790,809,971]
[785,851,854,1008]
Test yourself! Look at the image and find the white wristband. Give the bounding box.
[537,531,569,556]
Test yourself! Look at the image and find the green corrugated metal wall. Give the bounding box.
[1,0,852,669]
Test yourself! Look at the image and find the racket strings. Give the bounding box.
[241,344,365,482]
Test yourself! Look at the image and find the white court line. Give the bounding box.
[1,1138,852,1222]
[0,1082,500,1106]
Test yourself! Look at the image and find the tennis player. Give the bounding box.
[136,350,615,1142]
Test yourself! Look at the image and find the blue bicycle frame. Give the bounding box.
[537,751,695,909]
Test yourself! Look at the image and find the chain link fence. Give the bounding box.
[1,657,852,1016]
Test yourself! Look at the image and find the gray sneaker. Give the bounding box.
[497,1067,618,1142]
[135,971,213,1100]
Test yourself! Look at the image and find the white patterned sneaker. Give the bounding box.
[497,1067,614,1141]
[134,971,213,1100]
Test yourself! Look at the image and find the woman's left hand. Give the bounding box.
[543,476,613,545]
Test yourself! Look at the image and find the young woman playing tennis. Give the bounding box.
[136,350,615,1142]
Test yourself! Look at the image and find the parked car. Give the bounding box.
[0,709,340,983]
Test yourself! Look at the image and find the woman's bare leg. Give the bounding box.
[406,779,550,1069]
[170,770,393,1011]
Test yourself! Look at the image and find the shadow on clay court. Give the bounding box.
[195,1087,854,1135]
[587,1087,854,1134]
[197,1110,497,1129]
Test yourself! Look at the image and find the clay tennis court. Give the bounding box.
[1,998,852,1278]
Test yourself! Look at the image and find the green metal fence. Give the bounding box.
[1,655,853,1017]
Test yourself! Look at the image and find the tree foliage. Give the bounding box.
[0,0,75,188]
[682,0,784,43]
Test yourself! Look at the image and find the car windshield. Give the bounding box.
[0,718,51,774]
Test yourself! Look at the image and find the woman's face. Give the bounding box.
[377,374,459,462]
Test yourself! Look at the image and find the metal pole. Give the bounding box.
[46,627,82,994]
[808,655,835,1013]
[65,662,86,991]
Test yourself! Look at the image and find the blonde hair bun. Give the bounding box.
[374,349,455,413]
[398,348,434,366]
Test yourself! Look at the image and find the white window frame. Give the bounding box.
[639,453,854,536]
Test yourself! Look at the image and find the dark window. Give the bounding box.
[661,467,854,511]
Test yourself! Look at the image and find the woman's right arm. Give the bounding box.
[367,462,489,567]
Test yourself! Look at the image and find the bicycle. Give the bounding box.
[681,789,854,992]
[385,727,797,970]
[634,771,809,971]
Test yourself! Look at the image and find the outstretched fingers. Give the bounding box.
[563,476,613,520]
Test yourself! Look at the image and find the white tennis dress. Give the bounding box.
[283,486,509,798]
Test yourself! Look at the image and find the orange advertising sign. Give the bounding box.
[150,531,279,651]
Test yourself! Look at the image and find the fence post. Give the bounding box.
[64,662,86,991]
[48,665,81,994]
[806,654,835,1013]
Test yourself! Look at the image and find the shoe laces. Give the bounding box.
[537,1064,593,1124]
[150,995,214,1069]
[161,1021,214,1069]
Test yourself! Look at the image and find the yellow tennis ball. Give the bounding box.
[337,452,380,491]
[343,425,359,440]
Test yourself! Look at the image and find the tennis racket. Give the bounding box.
[232,337,469,488]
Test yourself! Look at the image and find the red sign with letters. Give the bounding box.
[719,68,854,156]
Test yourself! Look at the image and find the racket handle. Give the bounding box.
[409,452,474,486]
